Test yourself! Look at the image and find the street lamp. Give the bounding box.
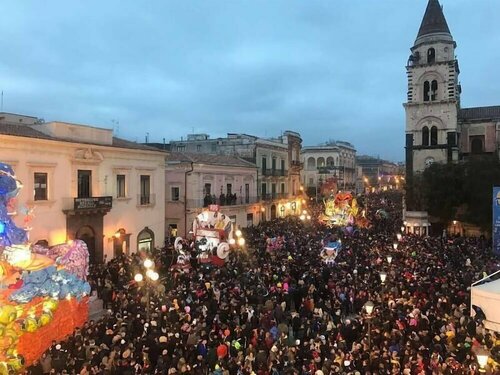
[476,348,489,373]
[386,255,392,265]
[364,300,374,360]
[379,271,387,284]
[392,242,398,250]
[135,258,159,321]
[396,233,402,241]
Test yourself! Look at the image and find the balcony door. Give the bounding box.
[78,170,92,198]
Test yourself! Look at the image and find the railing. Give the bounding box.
[261,169,288,177]
[186,196,260,209]
[62,196,113,211]
[291,160,303,168]
[137,193,156,207]
[260,193,289,201]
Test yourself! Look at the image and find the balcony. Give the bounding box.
[137,193,156,207]
[291,160,303,168]
[62,196,113,214]
[260,193,289,201]
[186,196,260,209]
[261,169,288,177]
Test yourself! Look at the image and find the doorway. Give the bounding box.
[76,225,96,264]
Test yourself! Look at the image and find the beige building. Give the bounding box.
[301,141,357,194]
[0,113,166,263]
[164,131,304,221]
[165,152,261,238]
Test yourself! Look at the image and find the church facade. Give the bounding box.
[405,0,500,175]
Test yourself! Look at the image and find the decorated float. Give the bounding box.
[0,162,90,373]
[320,235,342,265]
[319,191,369,229]
[172,205,236,270]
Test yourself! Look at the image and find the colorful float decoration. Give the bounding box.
[320,235,342,265]
[191,205,234,266]
[319,192,368,228]
[0,162,90,372]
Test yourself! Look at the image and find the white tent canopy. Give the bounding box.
[471,278,500,332]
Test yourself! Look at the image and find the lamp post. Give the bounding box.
[476,348,489,374]
[364,300,374,366]
[379,271,387,284]
[386,255,392,265]
[135,258,159,321]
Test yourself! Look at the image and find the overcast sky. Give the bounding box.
[2,0,499,161]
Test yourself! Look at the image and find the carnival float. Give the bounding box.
[0,162,90,373]
[172,205,236,270]
[319,191,369,229]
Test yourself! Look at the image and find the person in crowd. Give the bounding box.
[26,191,500,374]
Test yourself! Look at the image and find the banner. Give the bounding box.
[493,187,500,255]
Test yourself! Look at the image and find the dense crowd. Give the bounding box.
[26,192,500,375]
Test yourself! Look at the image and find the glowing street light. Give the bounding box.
[144,258,154,269]
[134,273,144,282]
[235,229,242,238]
[393,243,398,250]
[476,348,489,373]
[379,271,387,284]
[396,233,402,241]
[237,237,245,246]
[387,255,392,265]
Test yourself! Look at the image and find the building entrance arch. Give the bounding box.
[76,225,96,264]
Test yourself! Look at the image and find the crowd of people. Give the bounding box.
[26,192,500,375]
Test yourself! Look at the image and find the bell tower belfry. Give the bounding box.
[404,0,460,175]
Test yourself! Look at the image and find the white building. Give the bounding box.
[301,141,357,194]
[0,113,166,263]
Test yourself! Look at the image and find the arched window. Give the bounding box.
[307,157,316,170]
[431,80,438,101]
[326,157,334,166]
[422,126,429,146]
[430,126,438,145]
[427,48,435,64]
[137,227,155,253]
[471,138,484,154]
[317,157,325,168]
[423,81,430,102]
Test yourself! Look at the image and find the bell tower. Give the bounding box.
[404,0,460,177]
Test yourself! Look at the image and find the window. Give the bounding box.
[204,183,212,196]
[261,183,267,198]
[430,126,438,146]
[281,159,285,171]
[271,183,276,198]
[272,157,277,172]
[116,174,126,198]
[307,157,316,170]
[427,48,435,64]
[262,157,267,173]
[471,137,484,154]
[196,145,201,152]
[34,172,48,201]
[423,81,430,102]
[281,183,285,194]
[422,126,430,146]
[140,175,151,205]
[176,145,186,152]
[226,183,232,196]
[245,183,250,204]
[171,186,180,201]
[431,80,438,101]
[77,170,92,198]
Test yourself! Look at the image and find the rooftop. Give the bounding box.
[167,152,257,168]
[416,0,451,40]
[458,106,500,121]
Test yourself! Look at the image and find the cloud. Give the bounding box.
[1,0,499,161]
